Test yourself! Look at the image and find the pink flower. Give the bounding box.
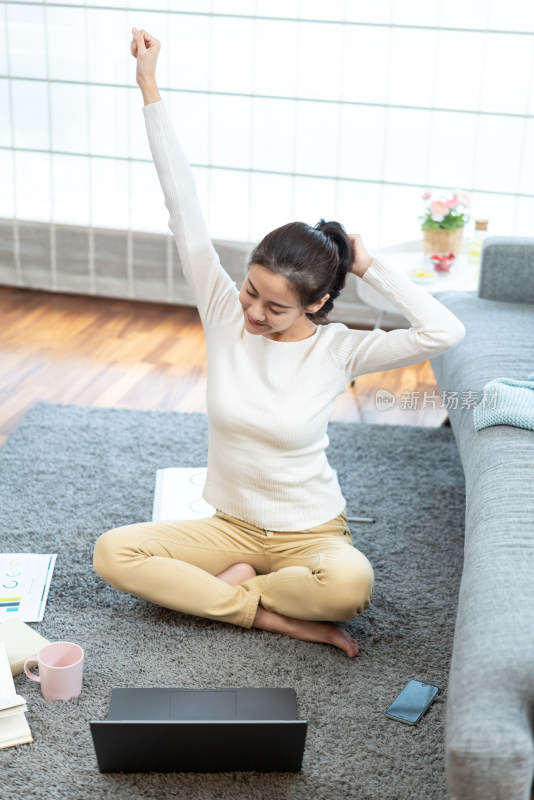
[430,200,449,222]
[446,197,458,209]
[457,193,470,208]
[422,191,432,200]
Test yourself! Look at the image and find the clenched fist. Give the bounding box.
[347,233,374,277]
[130,27,161,86]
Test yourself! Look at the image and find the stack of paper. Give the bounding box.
[0,642,32,748]
[0,619,50,676]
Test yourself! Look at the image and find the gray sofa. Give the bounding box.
[430,236,534,800]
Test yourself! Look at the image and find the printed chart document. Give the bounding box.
[0,642,33,748]
[0,554,57,622]
[152,467,215,522]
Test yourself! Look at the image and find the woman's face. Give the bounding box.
[239,264,327,342]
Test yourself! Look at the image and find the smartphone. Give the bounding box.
[385,680,440,725]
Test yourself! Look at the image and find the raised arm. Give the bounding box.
[130,28,239,330]
[335,234,466,380]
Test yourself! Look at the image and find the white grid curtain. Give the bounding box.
[1,0,533,300]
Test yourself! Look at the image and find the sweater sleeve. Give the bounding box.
[141,98,240,330]
[332,256,466,381]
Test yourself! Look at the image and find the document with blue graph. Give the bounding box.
[0,554,57,622]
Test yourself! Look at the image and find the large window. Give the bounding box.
[1,1,533,251]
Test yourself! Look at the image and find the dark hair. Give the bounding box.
[247,219,354,324]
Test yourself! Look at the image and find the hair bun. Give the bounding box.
[315,219,339,239]
[314,218,353,276]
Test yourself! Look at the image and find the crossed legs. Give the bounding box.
[93,510,374,656]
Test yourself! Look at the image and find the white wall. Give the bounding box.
[1,1,533,309]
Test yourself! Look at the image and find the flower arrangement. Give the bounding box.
[419,191,471,231]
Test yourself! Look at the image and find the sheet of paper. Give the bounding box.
[152,467,215,522]
[0,554,57,622]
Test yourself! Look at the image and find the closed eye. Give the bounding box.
[245,289,284,315]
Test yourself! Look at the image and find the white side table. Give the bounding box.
[357,242,479,330]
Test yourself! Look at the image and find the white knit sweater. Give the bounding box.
[142,98,466,531]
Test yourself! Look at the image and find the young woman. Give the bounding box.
[93,29,466,658]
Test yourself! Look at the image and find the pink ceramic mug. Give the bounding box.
[24,641,84,701]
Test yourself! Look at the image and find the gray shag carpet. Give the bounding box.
[1,401,466,800]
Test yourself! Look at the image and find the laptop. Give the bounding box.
[90,687,307,773]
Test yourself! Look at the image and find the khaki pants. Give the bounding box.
[93,507,374,629]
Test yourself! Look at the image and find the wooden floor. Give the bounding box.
[0,286,447,449]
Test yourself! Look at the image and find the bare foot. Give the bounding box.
[252,605,360,657]
[216,562,257,586]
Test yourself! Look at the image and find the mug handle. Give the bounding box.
[24,656,41,683]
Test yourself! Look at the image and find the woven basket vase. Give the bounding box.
[423,227,464,255]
